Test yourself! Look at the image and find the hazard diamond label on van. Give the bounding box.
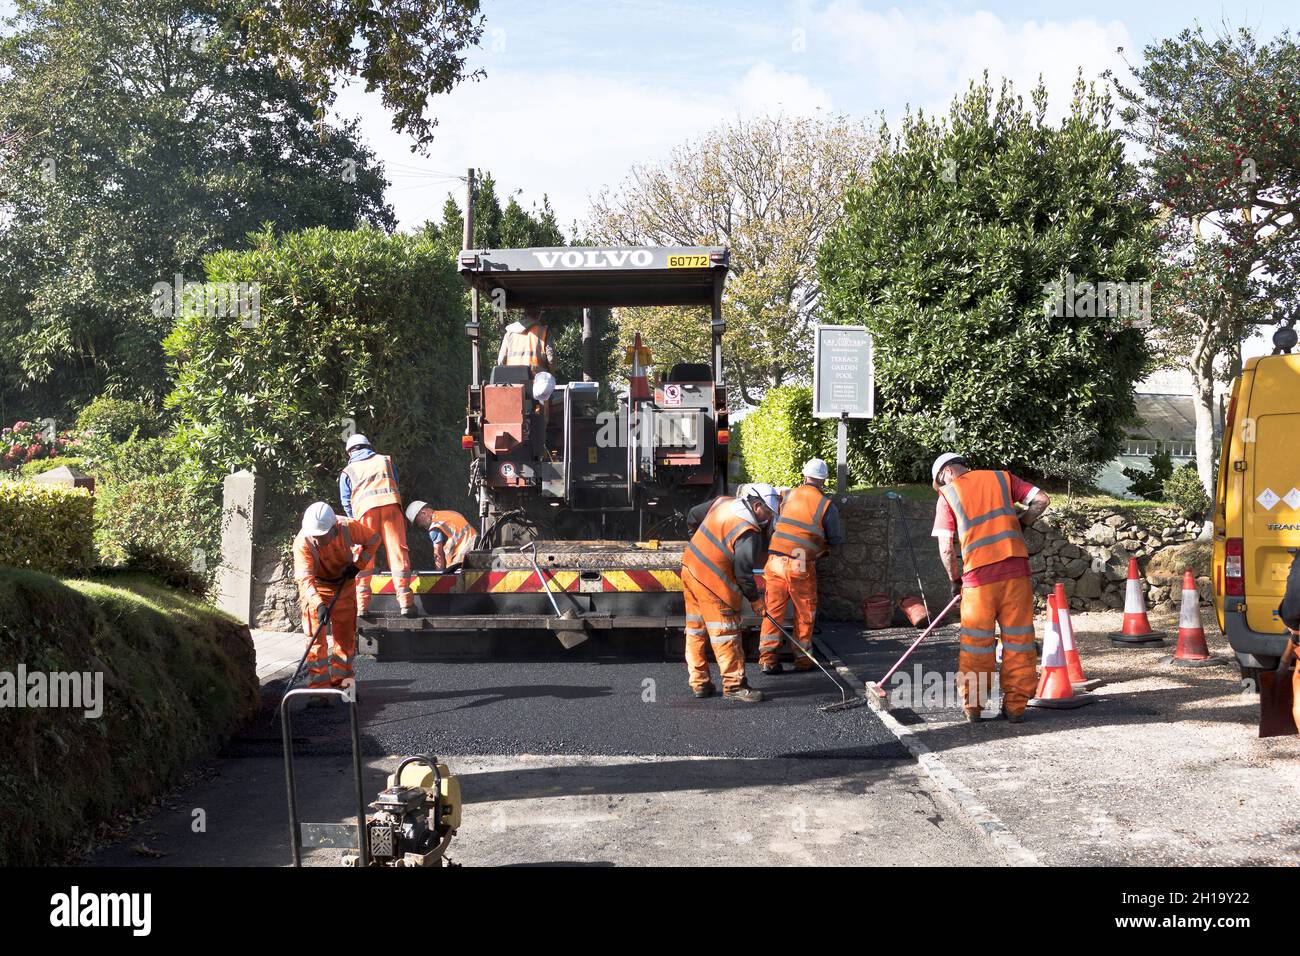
[1285,488,1300,510]
[1257,487,1280,510]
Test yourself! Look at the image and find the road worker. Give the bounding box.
[931,453,1050,723]
[681,483,779,703]
[1279,550,1300,736]
[293,502,379,691]
[405,500,479,573]
[497,306,554,374]
[759,458,843,674]
[339,434,413,617]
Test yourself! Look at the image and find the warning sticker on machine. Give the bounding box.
[1257,487,1280,510]
[663,384,683,406]
[1285,488,1300,510]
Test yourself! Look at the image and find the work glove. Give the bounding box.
[316,601,331,626]
[751,598,766,617]
[340,563,360,582]
[949,579,963,599]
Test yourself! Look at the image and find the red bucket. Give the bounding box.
[861,594,893,629]
[898,594,929,627]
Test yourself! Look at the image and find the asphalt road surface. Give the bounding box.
[87,649,1002,867]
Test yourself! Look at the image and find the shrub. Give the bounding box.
[93,471,218,594]
[74,397,164,461]
[736,386,833,486]
[18,455,87,479]
[1163,464,1211,519]
[164,226,472,540]
[1,419,82,472]
[1122,444,1175,501]
[0,481,95,573]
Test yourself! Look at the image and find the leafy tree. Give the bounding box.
[1111,25,1300,494]
[0,0,393,419]
[818,76,1155,484]
[424,173,616,384]
[589,114,877,405]
[239,0,486,148]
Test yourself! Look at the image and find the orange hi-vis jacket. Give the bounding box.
[431,510,477,566]
[682,496,762,612]
[938,469,1028,573]
[502,323,550,371]
[342,454,401,518]
[293,518,378,608]
[770,484,831,560]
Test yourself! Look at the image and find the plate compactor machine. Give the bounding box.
[358,246,744,657]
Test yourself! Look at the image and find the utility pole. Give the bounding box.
[464,167,479,387]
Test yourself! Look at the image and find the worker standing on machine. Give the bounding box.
[759,459,843,674]
[293,502,379,690]
[931,452,1049,723]
[339,434,414,618]
[681,483,779,703]
[405,500,479,573]
[497,306,554,373]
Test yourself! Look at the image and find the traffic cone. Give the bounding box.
[1108,557,1165,646]
[1054,582,1103,691]
[1029,591,1094,709]
[1162,568,1224,668]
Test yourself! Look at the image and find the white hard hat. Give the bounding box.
[740,482,780,515]
[803,458,829,480]
[301,501,336,536]
[345,433,371,452]
[931,452,965,482]
[405,500,429,525]
[533,371,556,402]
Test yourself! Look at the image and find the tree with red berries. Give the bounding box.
[1112,25,1300,495]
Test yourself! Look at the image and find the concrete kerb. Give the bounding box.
[811,634,1042,868]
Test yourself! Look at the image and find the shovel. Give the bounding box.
[1258,646,1297,738]
[520,541,588,649]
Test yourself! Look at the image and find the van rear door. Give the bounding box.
[1243,356,1300,633]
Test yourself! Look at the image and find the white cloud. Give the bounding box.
[335,62,833,233]
[810,2,1132,120]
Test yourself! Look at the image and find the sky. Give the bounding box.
[337,0,1291,237]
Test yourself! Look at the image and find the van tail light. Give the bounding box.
[461,434,475,450]
[1224,538,1245,596]
[717,429,730,445]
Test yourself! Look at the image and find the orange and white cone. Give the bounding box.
[1030,591,1094,709]
[1054,583,1103,691]
[1163,568,1224,668]
[1108,557,1165,646]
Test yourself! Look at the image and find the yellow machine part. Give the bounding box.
[393,761,463,830]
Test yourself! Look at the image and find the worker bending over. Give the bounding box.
[293,502,379,690]
[932,453,1049,723]
[498,306,553,373]
[339,434,413,617]
[759,458,843,674]
[406,500,479,573]
[681,483,779,703]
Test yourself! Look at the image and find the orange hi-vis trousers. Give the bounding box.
[958,574,1037,717]
[355,503,412,613]
[682,566,747,692]
[759,554,817,669]
[301,581,358,688]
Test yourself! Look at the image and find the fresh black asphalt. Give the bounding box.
[251,655,907,761]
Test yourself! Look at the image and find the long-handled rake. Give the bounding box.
[761,611,868,713]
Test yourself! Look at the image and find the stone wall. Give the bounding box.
[818,495,1207,621]
[252,544,300,632]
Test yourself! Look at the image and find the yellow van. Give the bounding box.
[1212,351,1300,680]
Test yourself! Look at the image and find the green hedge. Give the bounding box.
[164,226,472,539]
[0,569,258,865]
[0,481,95,573]
[94,470,217,594]
[736,386,835,486]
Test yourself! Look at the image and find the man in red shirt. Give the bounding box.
[931,453,1050,723]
